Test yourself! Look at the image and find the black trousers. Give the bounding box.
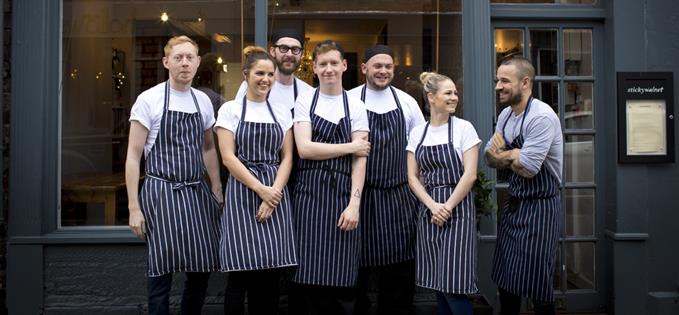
[288,283,357,315]
[224,268,281,315]
[355,259,416,315]
[148,272,211,315]
[498,287,555,315]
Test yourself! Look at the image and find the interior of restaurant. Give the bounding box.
[59,0,462,226]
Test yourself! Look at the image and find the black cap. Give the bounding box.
[270,28,305,47]
[364,44,394,63]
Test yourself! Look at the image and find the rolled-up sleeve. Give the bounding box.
[518,116,555,175]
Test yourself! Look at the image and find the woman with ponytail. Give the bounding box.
[215,46,298,314]
[406,72,480,315]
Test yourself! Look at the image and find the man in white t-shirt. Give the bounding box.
[348,45,425,315]
[125,36,223,315]
[234,28,314,116]
[290,40,370,315]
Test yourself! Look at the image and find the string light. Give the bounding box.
[160,12,169,22]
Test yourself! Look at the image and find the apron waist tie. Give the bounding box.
[146,174,202,190]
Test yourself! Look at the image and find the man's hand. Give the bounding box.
[129,206,146,240]
[350,138,371,157]
[490,132,507,153]
[337,204,360,231]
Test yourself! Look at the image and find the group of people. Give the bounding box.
[125,29,563,315]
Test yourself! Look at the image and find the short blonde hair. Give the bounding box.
[164,35,199,57]
[312,40,345,60]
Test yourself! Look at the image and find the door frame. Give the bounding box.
[489,20,606,313]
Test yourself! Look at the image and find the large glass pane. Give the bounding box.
[565,82,593,129]
[564,29,593,76]
[530,29,558,76]
[61,0,252,226]
[495,28,524,68]
[565,188,595,236]
[534,81,559,114]
[494,28,524,116]
[564,135,594,183]
[566,242,595,290]
[269,0,462,118]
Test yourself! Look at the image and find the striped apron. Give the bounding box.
[414,117,478,294]
[292,89,360,287]
[359,85,418,266]
[219,96,298,271]
[491,98,562,302]
[140,81,221,277]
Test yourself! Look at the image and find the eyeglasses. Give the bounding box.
[274,45,303,55]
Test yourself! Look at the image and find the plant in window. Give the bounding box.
[473,169,496,228]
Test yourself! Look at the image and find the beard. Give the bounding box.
[276,58,300,76]
[498,90,523,107]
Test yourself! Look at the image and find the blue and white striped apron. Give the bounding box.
[292,89,361,287]
[219,96,298,271]
[359,85,417,267]
[491,97,562,302]
[140,81,221,276]
[414,116,478,294]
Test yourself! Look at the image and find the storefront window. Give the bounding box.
[61,0,253,227]
[269,0,463,117]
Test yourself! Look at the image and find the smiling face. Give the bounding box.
[245,59,276,100]
[270,37,303,76]
[427,79,459,115]
[495,64,526,107]
[313,49,347,88]
[362,54,394,90]
[163,42,200,88]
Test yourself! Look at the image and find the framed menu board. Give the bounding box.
[617,72,675,163]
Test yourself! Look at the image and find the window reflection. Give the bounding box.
[565,189,595,236]
[61,0,252,226]
[530,29,558,76]
[566,242,595,290]
[565,82,593,129]
[564,29,593,76]
[565,135,594,183]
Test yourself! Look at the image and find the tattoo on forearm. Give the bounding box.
[353,189,361,198]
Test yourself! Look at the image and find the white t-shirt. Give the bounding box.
[235,77,315,114]
[406,116,481,161]
[130,82,216,156]
[347,84,425,137]
[293,89,370,133]
[214,99,293,136]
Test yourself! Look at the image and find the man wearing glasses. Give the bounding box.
[234,28,314,117]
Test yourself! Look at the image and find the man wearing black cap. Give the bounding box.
[348,45,425,315]
[234,28,314,117]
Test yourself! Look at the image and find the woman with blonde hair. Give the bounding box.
[215,46,297,314]
[406,72,480,315]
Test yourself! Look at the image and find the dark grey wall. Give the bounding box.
[43,245,229,314]
[604,0,679,314]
